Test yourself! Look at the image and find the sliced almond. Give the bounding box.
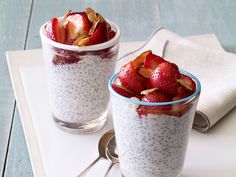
[62,10,72,20]
[138,67,153,78]
[116,84,135,95]
[85,7,94,14]
[85,7,97,23]
[177,79,193,91]
[73,35,89,46]
[140,88,157,95]
[89,17,101,36]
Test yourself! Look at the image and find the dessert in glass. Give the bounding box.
[40,8,120,134]
[109,50,201,177]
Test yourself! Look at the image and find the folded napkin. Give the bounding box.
[144,28,236,132]
[119,28,236,132]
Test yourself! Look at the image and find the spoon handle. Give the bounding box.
[104,163,115,177]
[77,156,101,177]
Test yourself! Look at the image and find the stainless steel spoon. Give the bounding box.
[77,129,115,177]
[104,136,119,177]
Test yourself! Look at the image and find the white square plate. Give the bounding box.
[6,38,236,177]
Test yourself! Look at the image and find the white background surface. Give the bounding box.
[6,38,236,177]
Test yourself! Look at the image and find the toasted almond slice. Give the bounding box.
[177,79,193,91]
[138,67,153,78]
[78,37,90,46]
[62,10,72,20]
[116,83,136,94]
[88,12,97,23]
[89,17,101,36]
[73,35,89,46]
[85,7,94,14]
[85,7,97,23]
[140,88,158,95]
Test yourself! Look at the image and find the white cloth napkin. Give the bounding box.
[139,28,236,132]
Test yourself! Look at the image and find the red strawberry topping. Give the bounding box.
[143,79,153,89]
[137,91,172,117]
[118,63,144,94]
[113,50,198,117]
[141,91,172,103]
[65,12,91,44]
[86,21,107,45]
[150,62,180,95]
[45,18,66,43]
[107,30,116,40]
[178,74,196,91]
[111,84,135,98]
[144,53,166,70]
[131,50,152,69]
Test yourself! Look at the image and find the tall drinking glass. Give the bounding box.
[40,20,120,134]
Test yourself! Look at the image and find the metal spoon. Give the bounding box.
[104,136,119,177]
[77,129,115,177]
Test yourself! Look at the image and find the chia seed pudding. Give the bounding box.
[111,94,197,177]
[108,50,201,177]
[40,8,120,133]
[44,47,118,123]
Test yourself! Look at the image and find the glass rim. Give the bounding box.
[108,70,201,106]
[39,19,120,52]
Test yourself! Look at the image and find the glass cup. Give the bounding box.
[108,71,201,177]
[40,20,120,134]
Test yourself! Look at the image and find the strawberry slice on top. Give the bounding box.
[150,62,180,96]
[177,74,196,91]
[141,91,172,103]
[65,12,91,44]
[86,21,107,45]
[118,62,144,94]
[144,53,166,70]
[111,84,135,98]
[137,91,172,117]
[45,18,66,43]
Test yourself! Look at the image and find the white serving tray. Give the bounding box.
[6,38,236,177]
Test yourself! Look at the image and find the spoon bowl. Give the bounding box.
[77,129,115,177]
[104,135,119,177]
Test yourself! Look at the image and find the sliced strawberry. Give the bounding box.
[131,50,152,69]
[111,84,135,98]
[118,63,144,94]
[141,91,172,103]
[65,12,91,43]
[177,74,196,91]
[107,30,116,40]
[143,79,154,89]
[137,91,172,117]
[173,84,194,100]
[86,21,107,45]
[144,53,165,70]
[150,62,180,95]
[45,18,66,43]
[171,83,195,116]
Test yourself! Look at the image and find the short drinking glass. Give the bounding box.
[109,71,201,177]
